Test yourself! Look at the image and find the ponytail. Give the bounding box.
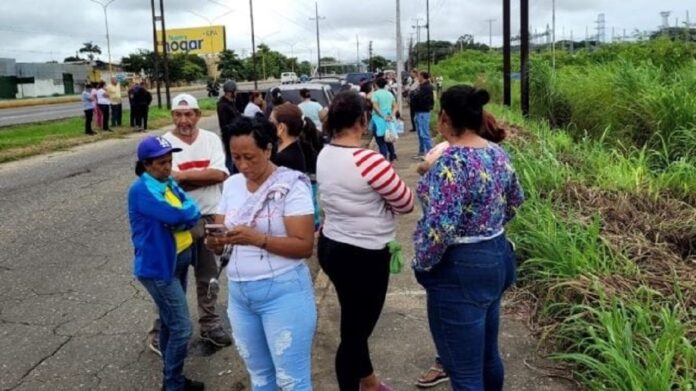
[481,111,507,143]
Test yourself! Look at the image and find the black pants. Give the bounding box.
[98,104,110,130]
[110,104,122,126]
[134,105,149,130]
[84,109,93,133]
[318,234,390,391]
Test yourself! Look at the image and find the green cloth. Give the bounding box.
[388,240,404,274]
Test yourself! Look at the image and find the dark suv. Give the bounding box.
[344,72,374,87]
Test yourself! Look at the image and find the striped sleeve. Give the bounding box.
[353,149,414,214]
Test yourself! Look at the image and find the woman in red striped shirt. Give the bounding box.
[316,91,414,391]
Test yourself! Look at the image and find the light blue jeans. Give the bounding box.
[414,111,433,155]
[228,263,317,391]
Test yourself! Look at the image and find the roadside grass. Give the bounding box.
[0,98,217,163]
[490,105,695,389]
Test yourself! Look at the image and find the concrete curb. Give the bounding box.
[0,84,206,109]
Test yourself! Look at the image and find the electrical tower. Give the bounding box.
[594,13,606,43]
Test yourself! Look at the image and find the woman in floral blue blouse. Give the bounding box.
[412,85,524,391]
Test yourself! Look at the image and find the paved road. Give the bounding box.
[0,117,248,391]
[0,80,278,127]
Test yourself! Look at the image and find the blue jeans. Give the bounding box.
[414,111,432,155]
[228,263,317,391]
[415,235,516,391]
[375,135,397,161]
[139,247,193,391]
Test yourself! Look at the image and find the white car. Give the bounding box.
[280,72,298,84]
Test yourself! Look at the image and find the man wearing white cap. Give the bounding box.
[145,93,232,354]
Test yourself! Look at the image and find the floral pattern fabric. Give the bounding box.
[413,144,524,271]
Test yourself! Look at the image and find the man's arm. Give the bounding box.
[172,169,227,191]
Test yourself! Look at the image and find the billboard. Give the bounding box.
[157,26,226,55]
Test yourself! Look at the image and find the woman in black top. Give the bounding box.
[269,102,318,174]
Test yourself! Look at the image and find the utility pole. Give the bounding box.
[396,0,404,114]
[485,18,496,48]
[552,0,556,70]
[249,0,258,89]
[150,0,161,108]
[412,18,423,67]
[158,0,171,109]
[309,2,325,77]
[356,35,360,71]
[368,41,373,72]
[426,0,431,74]
[408,35,414,70]
[520,0,529,116]
[503,0,511,106]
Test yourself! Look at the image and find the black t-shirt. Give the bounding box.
[272,141,306,173]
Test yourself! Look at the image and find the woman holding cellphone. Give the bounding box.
[206,116,317,391]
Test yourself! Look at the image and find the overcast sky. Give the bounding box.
[0,0,692,64]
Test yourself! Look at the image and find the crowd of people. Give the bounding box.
[81,78,152,136]
[127,73,524,390]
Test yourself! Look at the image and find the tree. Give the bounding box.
[217,50,246,80]
[362,55,390,71]
[79,42,102,62]
[169,53,206,83]
[63,55,83,62]
[121,49,155,77]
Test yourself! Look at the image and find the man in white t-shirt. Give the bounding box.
[145,93,232,354]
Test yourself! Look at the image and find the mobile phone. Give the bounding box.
[205,224,227,237]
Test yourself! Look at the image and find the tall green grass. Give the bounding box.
[494,104,695,388]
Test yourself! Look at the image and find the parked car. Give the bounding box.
[265,83,333,108]
[299,74,310,82]
[280,72,298,84]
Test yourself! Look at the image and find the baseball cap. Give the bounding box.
[137,136,182,161]
[171,93,199,111]
[223,79,237,93]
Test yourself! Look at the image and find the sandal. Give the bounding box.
[416,365,449,388]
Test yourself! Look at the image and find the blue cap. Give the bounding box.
[137,136,182,161]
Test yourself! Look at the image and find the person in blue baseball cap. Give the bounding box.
[127,135,205,391]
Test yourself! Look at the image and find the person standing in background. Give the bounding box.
[407,69,420,132]
[217,80,241,173]
[128,82,138,129]
[298,88,323,131]
[107,77,122,127]
[410,72,434,159]
[95,81,111,131]
[133,81,152,132]
[243,91,266,118]
[81,84,96,135]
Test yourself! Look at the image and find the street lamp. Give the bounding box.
[88,0,116,76]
